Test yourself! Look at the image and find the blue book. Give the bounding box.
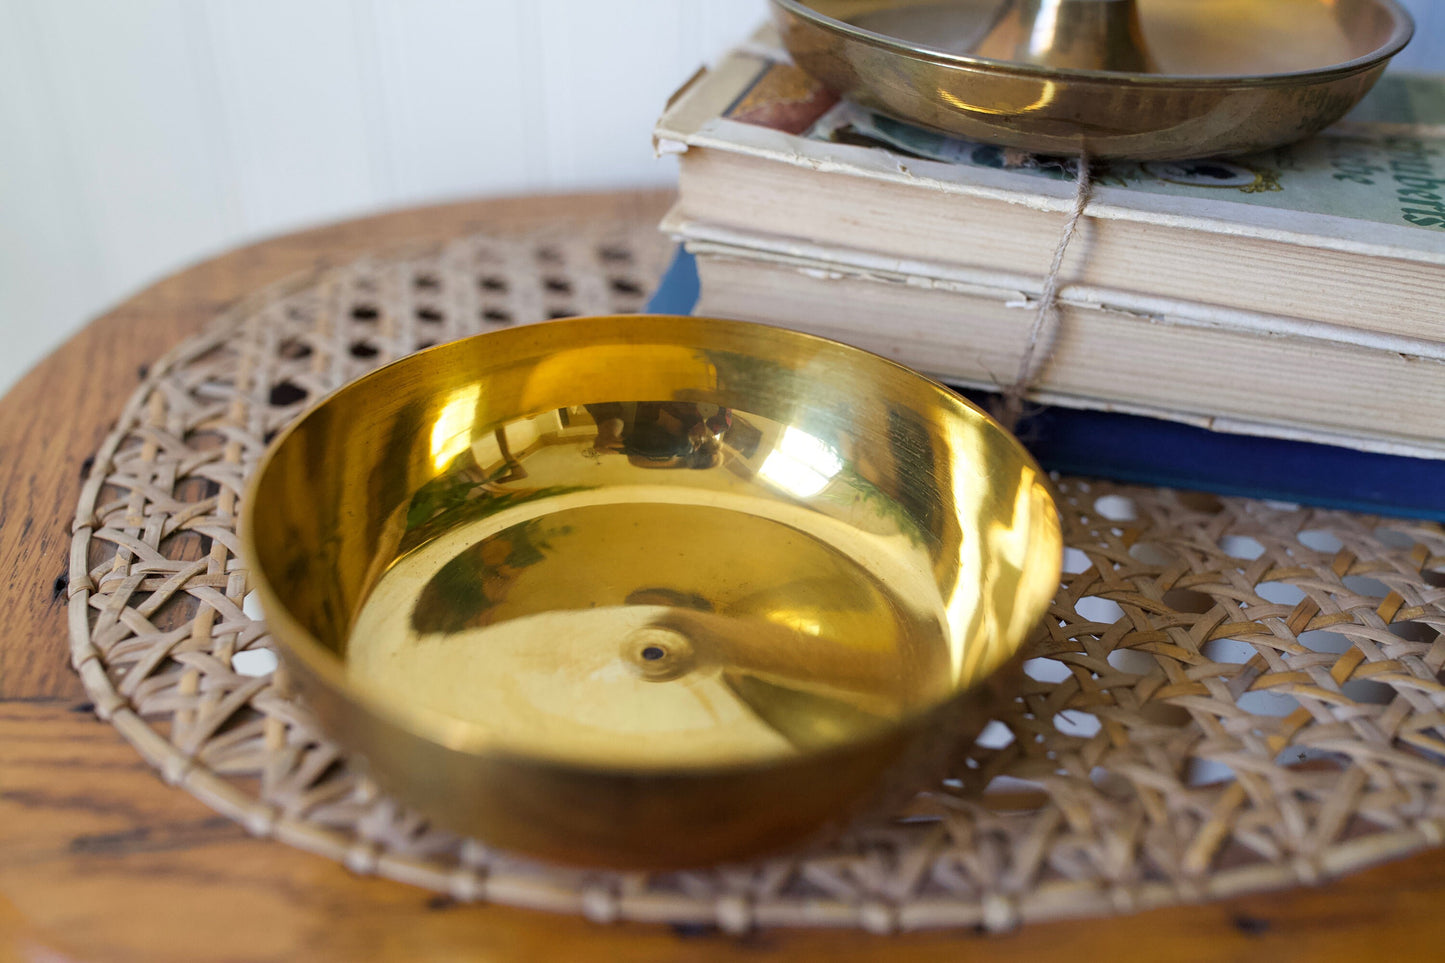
[646,248,1445,521]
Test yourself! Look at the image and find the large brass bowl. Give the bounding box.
[772,0,1414,160]
[241,316,1062,868]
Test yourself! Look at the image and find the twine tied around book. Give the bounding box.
[996,151,1093,432]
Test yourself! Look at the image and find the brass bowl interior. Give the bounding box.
[242,316,1062,865]
[772,0,1414,160]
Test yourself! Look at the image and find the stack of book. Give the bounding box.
[652,29,1445,513]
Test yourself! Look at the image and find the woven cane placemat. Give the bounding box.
[66,215,1445,934]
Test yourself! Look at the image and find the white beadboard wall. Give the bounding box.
[1,0,1441,394]
[0,0,768,392]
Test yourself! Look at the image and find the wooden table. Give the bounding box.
[2,191,1441,962]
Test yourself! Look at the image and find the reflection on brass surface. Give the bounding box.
[973,0,1155,74]
[772,0,1413,160]
[242,316,1061,867]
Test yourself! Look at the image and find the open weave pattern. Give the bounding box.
[67,218,1445,934]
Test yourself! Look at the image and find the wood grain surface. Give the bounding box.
[2,191,1442,962]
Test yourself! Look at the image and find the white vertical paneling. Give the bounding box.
[0,0,103,385]
[688,0,772,63]
[350,1,398,200]
[531,0,687,189]
[178,2,247,242]
[531,0,766,190]
[202,0,387,237]
[369,0,539,203]
[23,0,233,305]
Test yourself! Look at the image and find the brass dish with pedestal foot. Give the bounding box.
[772,0,1414,160]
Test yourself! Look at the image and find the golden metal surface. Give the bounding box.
[772,0,1414,160]
[973,0,1155,74]
[242,316,1062,867]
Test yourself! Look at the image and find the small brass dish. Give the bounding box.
[772,0,1414,160]
[242,316,1062,868]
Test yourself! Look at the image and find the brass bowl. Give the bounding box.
[241,316,1062,868]
[771,0,1414,160]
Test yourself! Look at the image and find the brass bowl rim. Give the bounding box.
[771,0,1415,87]
[241,314,1062,776]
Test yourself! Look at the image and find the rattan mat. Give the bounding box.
[67,215,1445,934]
